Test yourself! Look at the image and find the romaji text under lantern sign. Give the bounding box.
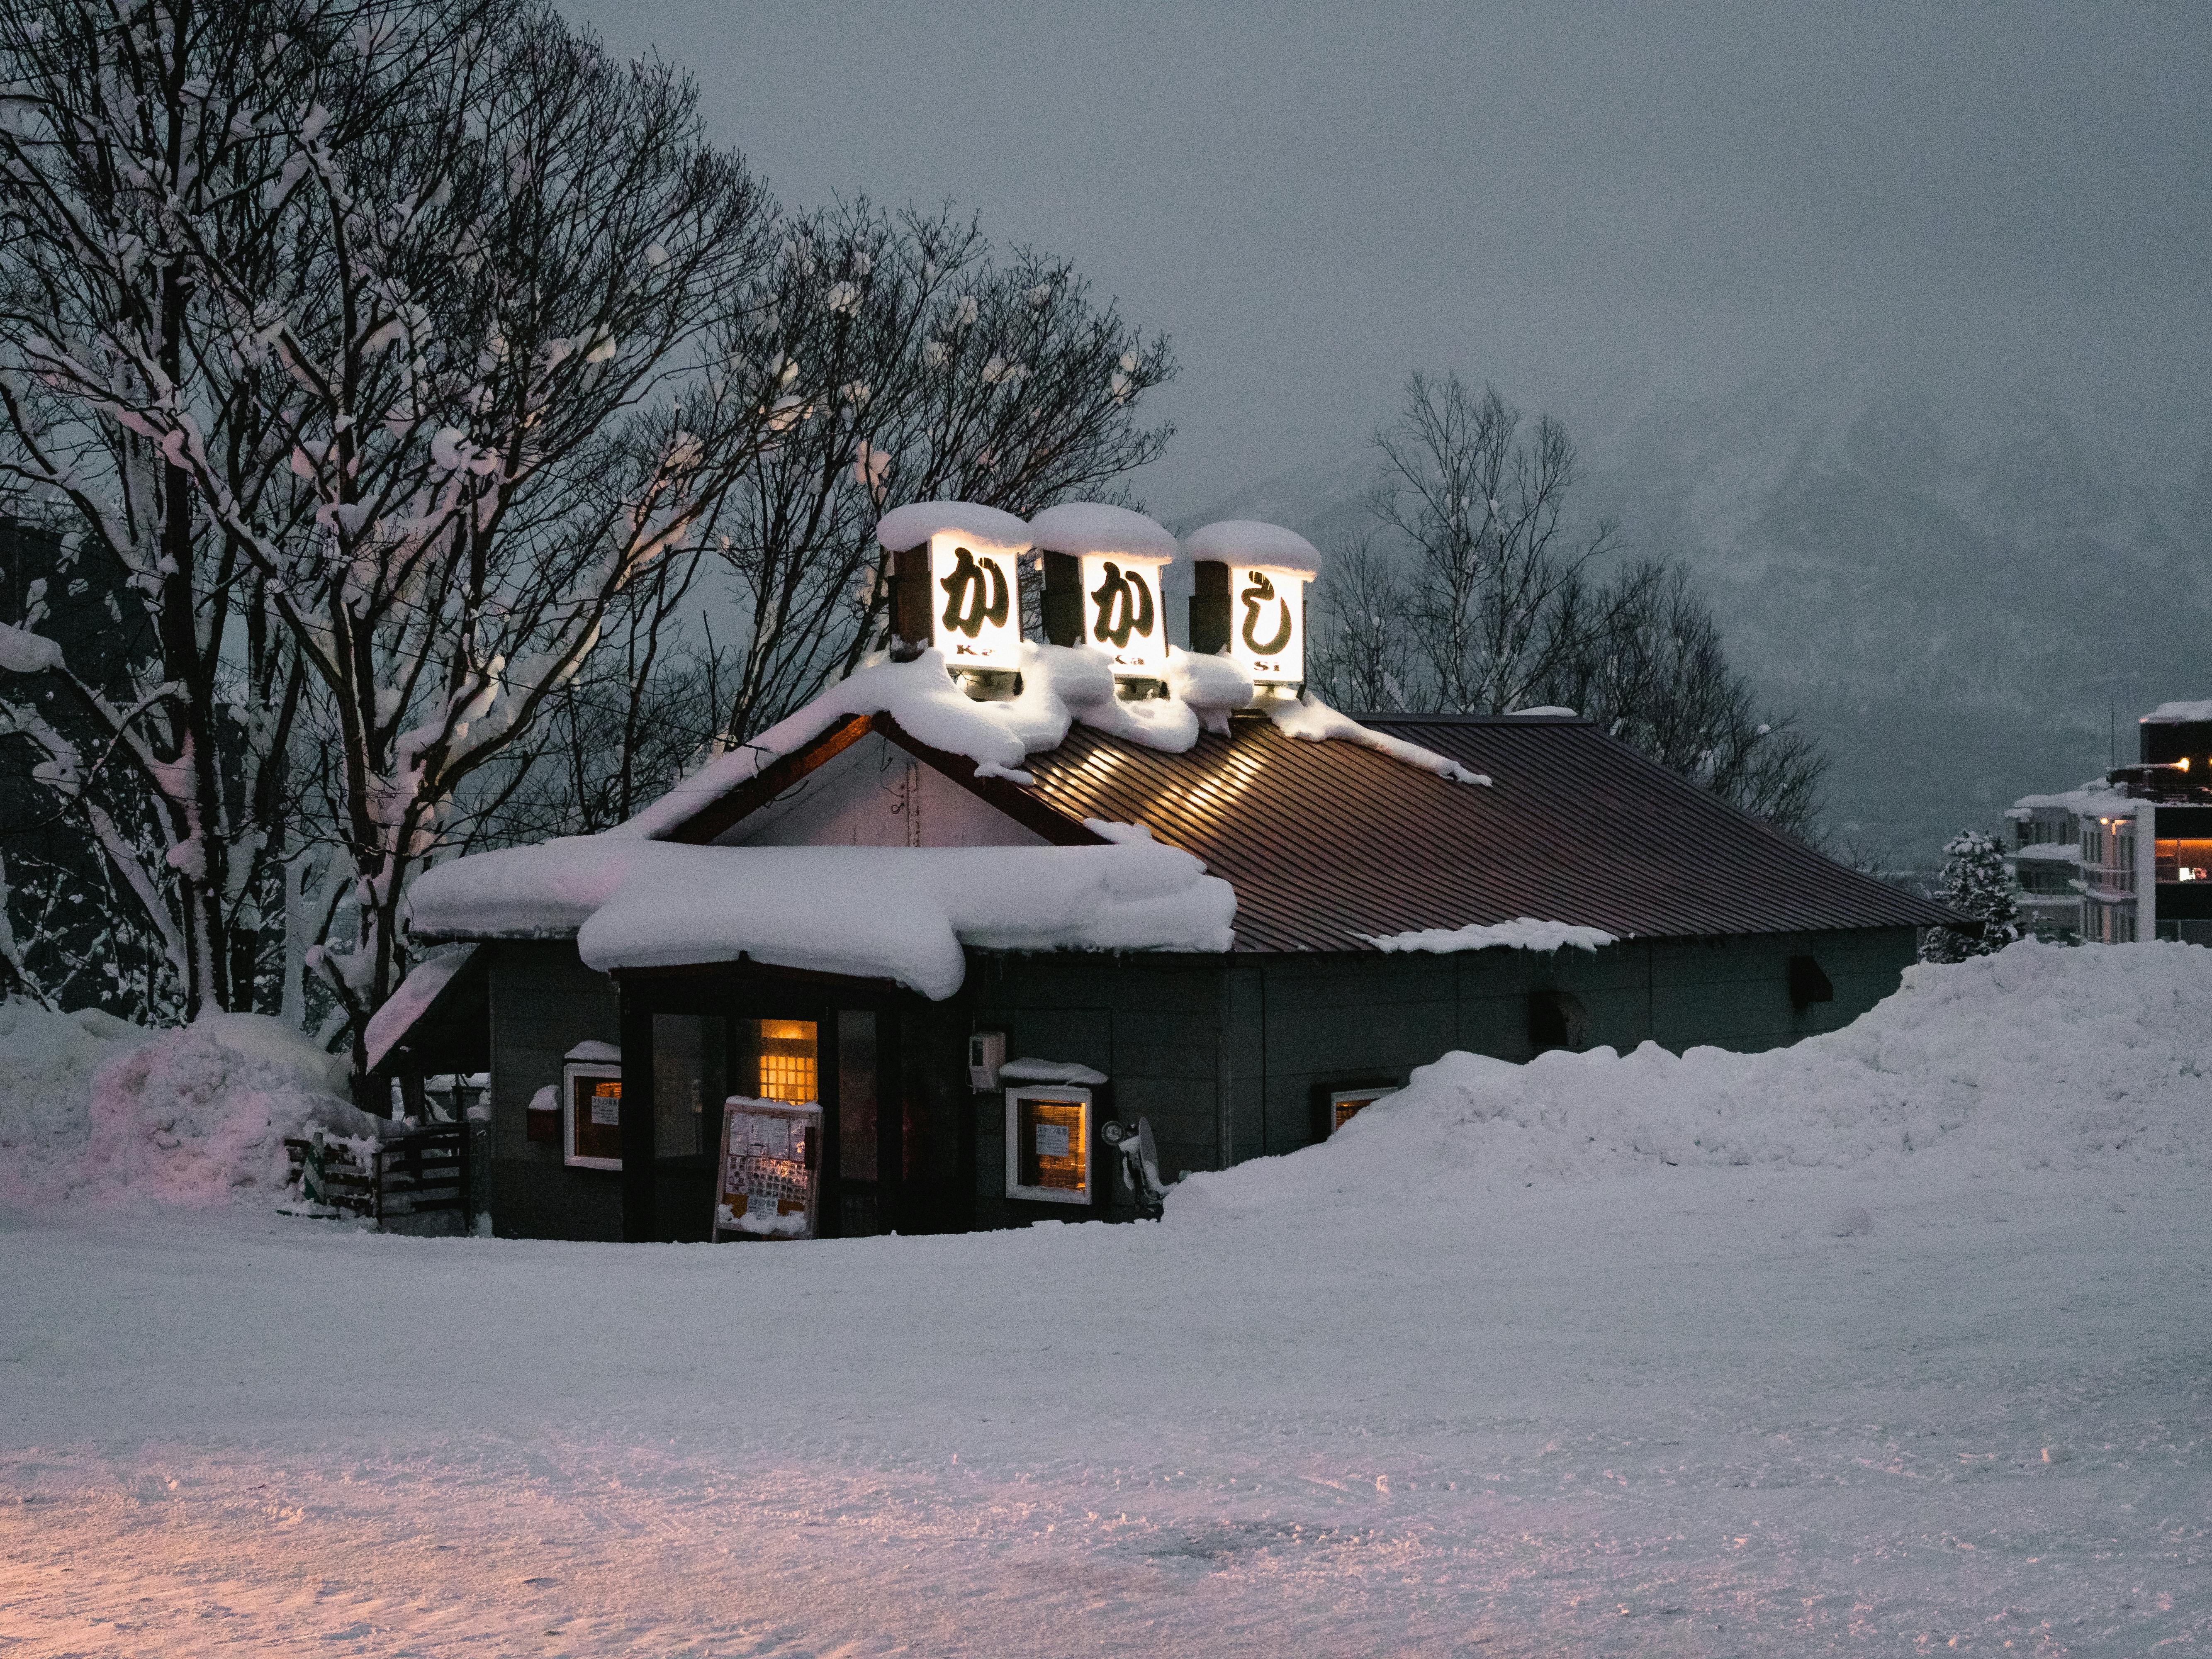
[1185,519,1322,689]
[929,530,1024,671]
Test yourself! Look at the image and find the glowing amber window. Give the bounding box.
[2155,839,2212,883]
[1331,1086,1393,1134]
[1005,1086,1093,1204]
[755,1019,819,1103]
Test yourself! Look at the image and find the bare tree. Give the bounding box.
[702,202,1175,745]
[1316,373,1828,838]
[1372,373,1620,715]
[1533,560,1828,839]
[3,0,782,1063]
[457,550,731,842]
[1307,535,1416,712]
[0,0,330,1017]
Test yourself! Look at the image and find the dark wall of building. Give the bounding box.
[475,925,1915,1240]
[485,940,624,1241]
[967,927,1916,1226]
[964,952,1229,1231]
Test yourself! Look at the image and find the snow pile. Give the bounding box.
[409,839,1236,999]
[0,1004,386,1209]
[1361,917,1616,953]
[0,1001,138,1197]
[1169,940,2212,1223]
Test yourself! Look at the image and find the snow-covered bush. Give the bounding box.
[1920,828,2022,962]
[0,1000,384,1209]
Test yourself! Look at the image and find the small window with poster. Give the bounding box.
[1314,1076,1399,1141]
[563,1058,623,1170]
[1005,1085,1093,1205]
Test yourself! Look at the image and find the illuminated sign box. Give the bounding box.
[1184,521,1320,689]
[927,529,1024,671]
[1080,552,1171,676]
[562,1058,622,1170]
[1005,1084,1093,1205]
[1030,503,1178,686]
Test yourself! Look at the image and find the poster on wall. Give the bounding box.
[929,530,1024,670]
[713,1096,822,1240]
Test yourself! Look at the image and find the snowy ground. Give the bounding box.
[3,944,2209,1655]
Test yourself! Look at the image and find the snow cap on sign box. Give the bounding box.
[875,500,1031,552]
[1026,501,1178,563]
[1182,519,1322,577]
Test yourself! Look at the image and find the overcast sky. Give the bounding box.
[569,0,2210,518]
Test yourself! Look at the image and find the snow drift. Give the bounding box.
[1168,940,2212,1225]
[0,1002,383,1209]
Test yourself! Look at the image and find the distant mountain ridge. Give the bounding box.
[1173,371,2212,867]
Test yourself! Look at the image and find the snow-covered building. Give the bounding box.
[368,504,1954,1243]
[2004,702,2212,946]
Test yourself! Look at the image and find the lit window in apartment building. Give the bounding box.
[2155,839,2212,883]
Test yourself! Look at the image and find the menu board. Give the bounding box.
[713,1096,821,1240]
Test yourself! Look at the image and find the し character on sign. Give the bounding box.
[1232,565,1306,685]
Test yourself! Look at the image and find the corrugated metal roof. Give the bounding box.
[1010,713,1951,951]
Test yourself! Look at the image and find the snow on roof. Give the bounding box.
[1182,520,1321,577]
[875,500,1031,553]
[2143,699,2212,723]
[1268,694,1491,786]
[616,643,1482,843]
[1508,706,1579,718]
[1359,918,1617,954]
[361,944,479,1073]
[2010,843,2081,862]
[1026,501,1176,563]
[2011,783,2139,818]
[998,1057,1110,1086]
[406,839,1235,1000]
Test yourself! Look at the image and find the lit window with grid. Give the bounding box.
[756,1019,819,1103]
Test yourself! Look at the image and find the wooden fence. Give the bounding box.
[284,1122,481,1233]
